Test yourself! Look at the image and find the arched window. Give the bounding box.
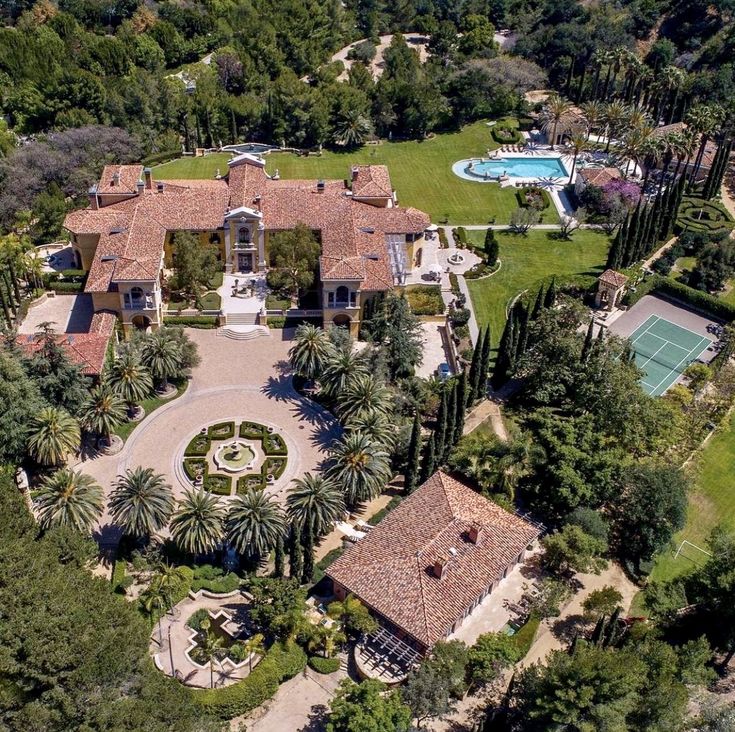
[336,285,349,304]
[130,286,144,300]
[238,226,251,243]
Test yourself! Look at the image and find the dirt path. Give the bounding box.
[463,399,509,442]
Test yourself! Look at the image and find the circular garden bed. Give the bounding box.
[182,420,288,497]
[676,198,734,234]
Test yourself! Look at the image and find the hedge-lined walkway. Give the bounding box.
[74,329,341,545]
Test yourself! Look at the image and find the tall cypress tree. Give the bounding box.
[606,217,625,270]
[420,433,436,483]
[405,412,422,494]
[274,532,285,578]
[444,380,457,461]
[531,287,545,319]
[484,227,499,267]
[518,304,532,359]
[492,311,514,388]
[301,518,315,585]
[454,369,467,441]
[479,325,492,397]
[467,329,484,405]
[581,318,595,361]
[507,312,520,375]
[543,278,557,309]
[434,387,448,464]
[289,523,303,581]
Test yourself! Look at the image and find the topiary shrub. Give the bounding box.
[204,474,232,495]
[183,458,208,482]
[516,187,551,210]
[163,316,218,328]
[191,641,307,718]
[262,432,287,455]
[491,125,521,144]
[237,474,266,493]
[208,421,235,440]
[239,421,266,440]
[185,434,211,457]
[264,457,287,479]
[308,656,341,674]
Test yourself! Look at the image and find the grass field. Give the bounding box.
[114,381,187,442]
[153,121,556,225]
[465,228,610,348]
[646,412,735,584]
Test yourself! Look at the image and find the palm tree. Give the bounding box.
[243,632,266,672]
[170,489,226,556]
[602,101,631,152]
[108,351,154,416]
[686,103,725,185]
[618,124,654,176]
[336,374,393,424]
[226,489,286,560]
[286,473,344,537]
[140,563,190,646]
[345,410,396,450]
[320,350,368,398]
[327,432,391,507]
[334,109,374,148]
[580,100,605,140]
[567,133,588,184]
[307,623,346,658]
[27,407,80,466]
[197,617,224,689]
[141,330,182,392]
[108,466,175,541]
[288,324,335,381]
[80,384,127,446]
[539,94,575,149]
[34,469,104,533]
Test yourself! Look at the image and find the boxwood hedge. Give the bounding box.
[308,656,341,674]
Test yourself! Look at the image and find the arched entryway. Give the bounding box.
[131,315,152,331]
[332,314,351,328]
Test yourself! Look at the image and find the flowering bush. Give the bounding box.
[600,178,641,212]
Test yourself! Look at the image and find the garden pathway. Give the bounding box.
[73,328,341,549]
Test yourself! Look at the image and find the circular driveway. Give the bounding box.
[74,329,341,544]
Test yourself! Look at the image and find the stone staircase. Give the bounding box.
[225,311,259,326]
[217,324,270,340]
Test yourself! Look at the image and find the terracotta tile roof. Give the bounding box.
[20,310,116,376]
[351,165,393,199]
[97,165,144,194]
[599,269,628,288]
[651,122,686,138]
[326,471,540,648]
[64,175,229,293]
[578,167,622,186]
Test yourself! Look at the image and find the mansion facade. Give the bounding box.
[64,154,430,336]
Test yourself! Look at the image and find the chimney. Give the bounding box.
[468,523,483,545]
[254,194,262,211]
[136,178,144,195]
[433,555,449,579]
[156,181,165,194]
[317,180,325,194]
[88,185,98,210]
[111,171,120,187]
[143,167,153,190]
[351,166,359,181]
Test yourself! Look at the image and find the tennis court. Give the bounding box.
[629,315,714,396]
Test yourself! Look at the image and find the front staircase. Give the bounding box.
[217,311,270,340]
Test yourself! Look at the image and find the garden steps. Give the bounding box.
[217,324,271,341]
[225,311,259,325]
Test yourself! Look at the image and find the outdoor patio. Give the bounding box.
[218,273,267,315]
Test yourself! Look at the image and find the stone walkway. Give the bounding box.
[152,590,255,688]
[73,328,341,547]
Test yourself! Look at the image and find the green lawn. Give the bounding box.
[153,121,555,225]
[465,228,610,348]
[646,412,735,585]
[114,381,187,442]
[154,153,233,180]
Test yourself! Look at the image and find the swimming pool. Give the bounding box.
[454,156,569,181]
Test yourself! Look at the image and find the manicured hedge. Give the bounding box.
[263,432,287,455]
[406,285,445,315]
[204,474,232,495]
[208,421,235,440]
[191,641,307,719]
[675,198,734,234]
[183,458,208,482]
[267,316,286,328]
[48,281,84,293]
[237,474,266,493]
[163,316,218,328]
[240,421,266,439]
[516,187,551,210]
[491,125,521,144]
[264,456,287,479]
[185,434,211,457]
[142,149,181,166]
[453,226,469,246]
[625,274,735,321]
[308,656,341,674]
[512,615,541,657]
[190,565,241,594]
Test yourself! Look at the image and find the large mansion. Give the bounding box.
[63,154,430,336]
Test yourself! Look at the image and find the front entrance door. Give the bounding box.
[237,253,253,272]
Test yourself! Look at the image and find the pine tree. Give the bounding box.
[405,412,422,494]
[531,287,545,319]
[444,380,457,460]
[581,318,595,361]
[479,325,492,398]
[274,532,285,578]
[301,518,314,584]
[289,523,303,581]
[467,329,483,405]
[543,278,557,308]
[434,388,448,464]
[454,369,467,441]
[420,433,436,483]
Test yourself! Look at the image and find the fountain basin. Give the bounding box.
[213,440,256,473]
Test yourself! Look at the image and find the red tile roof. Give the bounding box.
[20,310,116,377]
[351,165,393,199]
[97,165,144,194]
[578,167,622,186]
[326,471,540,648]
[599,269,628,288]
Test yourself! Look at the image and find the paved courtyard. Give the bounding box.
[19,293,94,334]
[72,328,341,544]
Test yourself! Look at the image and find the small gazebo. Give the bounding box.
[595,269,628,310]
